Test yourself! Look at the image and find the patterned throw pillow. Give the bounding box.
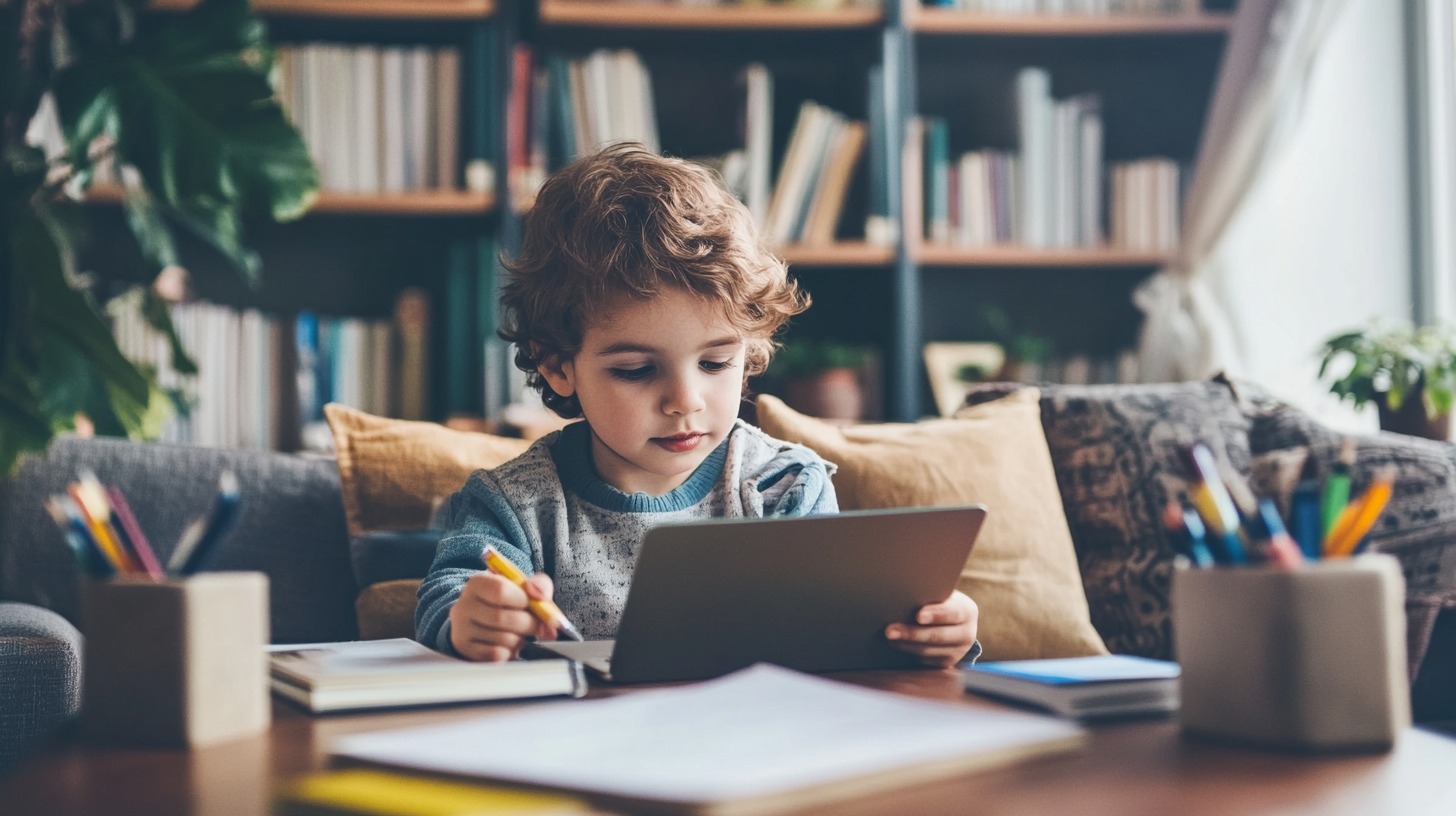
[963,381,1254,659]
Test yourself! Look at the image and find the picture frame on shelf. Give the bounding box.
[923,342,1005,417]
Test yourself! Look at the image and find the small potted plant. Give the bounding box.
[1317,319,1456,440]
[765,340,871,422]
[980,306,1054,383]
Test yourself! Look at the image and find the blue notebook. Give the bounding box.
[962,655,1180,720]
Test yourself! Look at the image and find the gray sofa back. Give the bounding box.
[0,436,357,643]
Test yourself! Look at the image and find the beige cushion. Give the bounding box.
[755,390,1107,660]
[356,579,422,641]
[324,403,530,536]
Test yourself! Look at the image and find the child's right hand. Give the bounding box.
[449,570,558,662]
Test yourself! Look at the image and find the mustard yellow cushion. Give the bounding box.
[755,390,1107,660]
[324,403,530,536]
[355,579,422,641]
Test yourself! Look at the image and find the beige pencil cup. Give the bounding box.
[1171,554,1409,751]
[82,572,271,747]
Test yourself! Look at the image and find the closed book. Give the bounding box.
[268,638,587,714]
[801,120,865,245]
[275,769,590,816]
[962,654,1180,720]
[434,48,462,191]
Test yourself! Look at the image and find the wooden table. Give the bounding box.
[4,669,1455,815]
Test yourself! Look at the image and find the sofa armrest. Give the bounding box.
[0,602,82,772]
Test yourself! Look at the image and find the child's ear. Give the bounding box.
[536,354,575,399]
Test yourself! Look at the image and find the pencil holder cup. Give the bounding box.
[82,572,270,748]
[1172,554,1409,752]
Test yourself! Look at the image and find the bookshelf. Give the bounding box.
[892,0,1231,418]
[915,245,1172,268]
[87,0,1233,446]
[150,0,497,19]
[87,184,496,217]
[906,9,1233,36]
[538,0,884,30]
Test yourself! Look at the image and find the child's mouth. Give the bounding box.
[654,433,704,453]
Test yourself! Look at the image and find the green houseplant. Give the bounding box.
[0,0,317,475]
[1317,319,1456,440]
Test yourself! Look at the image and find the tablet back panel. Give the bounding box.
[608,505,986,684]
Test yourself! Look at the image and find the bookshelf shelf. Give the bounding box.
[307,190,496,216]
[779,242,896,268]
[87,185,495,217]
[915,244,1172,268]
[538,0,883,30]
[908,9,1233,36]
[149,0,496,20]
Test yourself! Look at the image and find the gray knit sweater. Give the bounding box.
[416,419,839,652]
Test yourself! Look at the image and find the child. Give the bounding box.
[416,144,978,668]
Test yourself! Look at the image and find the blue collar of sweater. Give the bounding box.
[551,420,730,513]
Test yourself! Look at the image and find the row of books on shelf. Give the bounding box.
[1108,158,1182,253]
[1002,349,1142,388]
[509,46,873,246]
[275,44,464,195]
[911,66,1182,252]
[109,291,432,452]
[922,0,1200,13]
[508,46,661,208]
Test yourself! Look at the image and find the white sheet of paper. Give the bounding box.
[331,664,1084,805]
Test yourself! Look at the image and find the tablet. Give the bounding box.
[534,504,986,683]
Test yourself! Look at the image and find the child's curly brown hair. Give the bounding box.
[500,143,809,419]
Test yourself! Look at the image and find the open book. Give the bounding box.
[330,664,1084,815]
[268,638,587,714]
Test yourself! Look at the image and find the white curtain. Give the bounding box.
[1135,0,1355,382]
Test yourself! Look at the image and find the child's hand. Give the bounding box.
[449,570,558,662]
[885,590,979,668]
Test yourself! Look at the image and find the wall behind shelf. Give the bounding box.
[1207,0,1411,434]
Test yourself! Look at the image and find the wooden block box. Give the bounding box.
[1172,554,1410,751]
[82,572,271,747]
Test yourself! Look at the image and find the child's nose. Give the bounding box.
[662,375,706,415]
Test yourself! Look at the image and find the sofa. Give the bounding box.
[2,379,1453,770]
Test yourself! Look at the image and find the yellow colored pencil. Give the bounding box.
[66,483,134,573]
[1325,468,1395,559]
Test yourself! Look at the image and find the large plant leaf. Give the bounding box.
[52,0,317,282]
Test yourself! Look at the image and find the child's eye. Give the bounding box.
[700,360,735,373]
[610,366,654,382]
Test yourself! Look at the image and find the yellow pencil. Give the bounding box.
[483,546,583,642]
[1325,467,1395,559]
[66,483,133,573]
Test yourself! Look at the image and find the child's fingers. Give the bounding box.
[522,572,555,602]
[466,571,530,608]
[454,639,514,663]
[455,631,526,663]
[885,623,971,646]
[913,604,963,626]
[885,624,977,667]
[913,592,978,626]
[889,640,969,668]
[464,604,539,635]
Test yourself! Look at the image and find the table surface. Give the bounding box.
[4,668,1456,816]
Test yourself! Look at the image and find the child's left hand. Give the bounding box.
[885,590,979,668]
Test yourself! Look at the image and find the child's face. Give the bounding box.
[539,287,749,496]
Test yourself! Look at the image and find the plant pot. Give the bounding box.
[782,368,864,422]
[1377,392,1451,440]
